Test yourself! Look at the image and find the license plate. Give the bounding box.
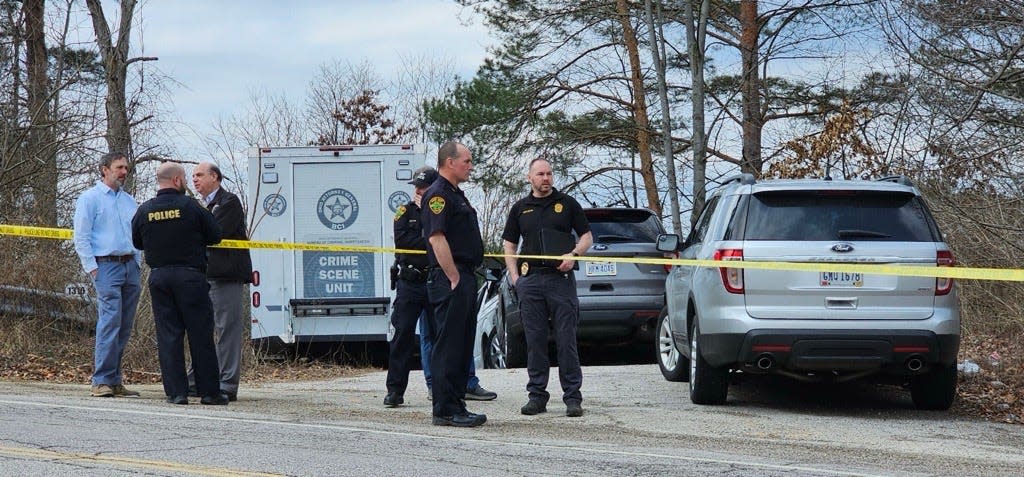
[820,271,863,287]
[586,261,617,276]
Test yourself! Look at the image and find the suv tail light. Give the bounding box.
[936,250,954,295]
[663,251,678,273]
[713,248,744,294]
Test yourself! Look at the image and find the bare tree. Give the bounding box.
[305,59,381,145]
[85,0,156,178]
[22,0,56,225]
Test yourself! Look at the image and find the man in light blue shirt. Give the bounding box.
[73,152,142,398]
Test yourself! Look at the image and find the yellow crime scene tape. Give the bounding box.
[3,223,1023,282]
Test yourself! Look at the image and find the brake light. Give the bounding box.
[713,248,744,294]
[936,250,954,295]
[663,252,677,272]
[252,292,261,307]
[252,270,260,287]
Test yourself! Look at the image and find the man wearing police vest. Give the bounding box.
[502,157,592,417]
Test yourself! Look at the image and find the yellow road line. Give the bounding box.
[0,445,283,477]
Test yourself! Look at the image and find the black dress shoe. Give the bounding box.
[222,391,237,402]
[432,412,486,427]
[166,395,188,405]
[200,393,229,405]
[566,401,584,417]
[187,385,199,398]
[383,392,404,407]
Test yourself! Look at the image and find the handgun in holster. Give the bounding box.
[389,263,399,290]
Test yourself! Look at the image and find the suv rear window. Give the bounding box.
[586,210,663,242]
[741,190,939,242]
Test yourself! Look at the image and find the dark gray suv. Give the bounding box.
[476,208,669,368]
[655,175,960,410]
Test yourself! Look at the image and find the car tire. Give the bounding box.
[488,308,526,369]
[688,319,729,405]
[910,362,957,410]
[504,318,527,368]
[657,307,688,382]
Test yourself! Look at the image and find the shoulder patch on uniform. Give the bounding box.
[394,205,406,222]
[428,196,445,215]
[554,203,563,213]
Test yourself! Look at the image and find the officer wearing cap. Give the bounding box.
[131,161,227,406]
[383,166,438,407]
[502,157,592,417]
[384,166,498,408]
[421,141,487,427]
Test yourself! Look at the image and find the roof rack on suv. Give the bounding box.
[721,173,756,186]
[875,175,915,187]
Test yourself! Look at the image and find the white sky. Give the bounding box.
[67,0,494,153]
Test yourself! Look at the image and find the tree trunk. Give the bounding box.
[86,0,137,185]
[23,0,57,226]
[645,0,681,234]
[616,0,662,216]
[739,0,763,175]
[686,0,711,227]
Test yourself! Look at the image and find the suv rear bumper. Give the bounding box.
[702,329,959,373]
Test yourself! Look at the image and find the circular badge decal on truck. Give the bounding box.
[317,188,359,230]
[263,194,287,217]
[388,191,411,213]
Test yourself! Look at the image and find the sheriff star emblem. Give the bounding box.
[428,196,446,215]
[520,261,529,276]
[554,203,563,213]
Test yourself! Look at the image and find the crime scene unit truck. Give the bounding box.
[247,144,428,349]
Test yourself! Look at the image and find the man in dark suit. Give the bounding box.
[188,161,253,401]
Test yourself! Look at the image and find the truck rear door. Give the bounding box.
[293,161,383,301]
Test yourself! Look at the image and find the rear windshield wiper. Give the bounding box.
[837,229,891,239]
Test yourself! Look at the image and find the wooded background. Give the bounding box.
[1,0,1022,335]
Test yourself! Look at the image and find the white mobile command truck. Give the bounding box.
[247,144,427,348]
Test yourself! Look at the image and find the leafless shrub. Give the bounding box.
[920,186,1024,337]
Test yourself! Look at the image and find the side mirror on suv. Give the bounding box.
[482,268,502,282]
[656,234,680,252]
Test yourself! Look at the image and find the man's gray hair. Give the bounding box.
[98,152,127,175]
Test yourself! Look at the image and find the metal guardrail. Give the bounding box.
[0,284,97,324]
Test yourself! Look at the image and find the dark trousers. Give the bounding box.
[517,271,582,404]
[386,278,430,395]
[148,267,220,398]
[427,267,477,417]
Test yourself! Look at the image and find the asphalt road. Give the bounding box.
[1,365,1022,476]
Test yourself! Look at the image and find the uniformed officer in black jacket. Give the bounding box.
[383,166,438,407]
[502,157,593,417]
[421,142,487,427]
[131,161,227,406]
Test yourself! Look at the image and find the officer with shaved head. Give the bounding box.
[132,161,226,405]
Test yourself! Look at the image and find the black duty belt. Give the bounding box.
[519,259,563,277]
[428,263,476,273]
[96,255,133,263]
[152,265,204,274]
[397,264,428,283]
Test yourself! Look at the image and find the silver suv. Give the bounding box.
[655,174,960,410]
